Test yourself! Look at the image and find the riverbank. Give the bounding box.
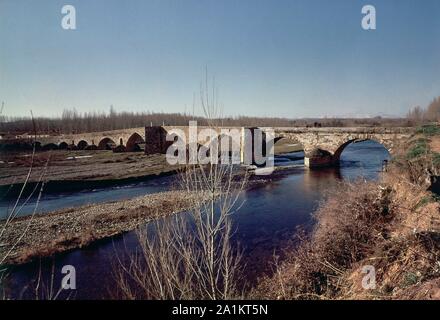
[252,172,440,299]
[0,151,181,196]
[0,168,299,266]
[252,126,440,300]
[0,190,206,265]
[0,143,302,197]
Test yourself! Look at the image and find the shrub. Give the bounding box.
[252,180,394,299]
[433,153,440,166]
[416,124,440,136]
[406,138,429,159]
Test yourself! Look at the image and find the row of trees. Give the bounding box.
[0,107,412,135]
[407,97,440,124]
[1,108,206,135]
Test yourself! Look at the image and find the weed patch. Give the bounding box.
[416,124,440,136]
[406,138,429,159]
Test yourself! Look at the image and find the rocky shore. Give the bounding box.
[0,190,202,265]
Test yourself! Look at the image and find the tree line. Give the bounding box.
[0,107,415,135]
[407,97,440,124]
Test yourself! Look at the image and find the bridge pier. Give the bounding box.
[240,127,272,166]
[144,126,171,155]
[304,148,336,168]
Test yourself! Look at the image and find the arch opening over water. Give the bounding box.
[59,142,68,150]
[335,139,390,160]
[337,139,391,173]
[98,138,116,150]
[273,136,304,155]
[273,137,305,166]
[77,140,88,150]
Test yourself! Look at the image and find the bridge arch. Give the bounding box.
[333,137,391,169]
[98,137,116,150]
[59,141,68,150]
[126,132,145,152]
[333,138,391,162]
[77,140,88,150]
[273,136,304,155]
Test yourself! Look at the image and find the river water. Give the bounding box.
[2,140,389,299]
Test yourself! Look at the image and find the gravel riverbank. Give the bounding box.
[0,151,180,189]
[0,190,202,265]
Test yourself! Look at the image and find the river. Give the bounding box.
[2,140,390,299]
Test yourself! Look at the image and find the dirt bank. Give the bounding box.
[0,190,203,266]
[0,143,301,196]
[0,150,182,196]
[0,150,180,185]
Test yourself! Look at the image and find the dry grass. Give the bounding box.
[429,136,440,153]
[252,172,440,300]
[252,180,394,299]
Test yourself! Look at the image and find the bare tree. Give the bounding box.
[115,74,248,300]
[0,110,51,299]
[406,97,440,123]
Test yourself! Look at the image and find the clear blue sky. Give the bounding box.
[1,0,439,118]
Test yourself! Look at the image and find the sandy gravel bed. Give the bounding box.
[0,151,179,186]
[0,190,200,265]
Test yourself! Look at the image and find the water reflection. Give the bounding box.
[4,140,390,299]
[0,176,173,219]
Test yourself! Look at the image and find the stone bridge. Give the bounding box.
[272,127,413,167]
[36,127,147,152]
[31,126,414,168]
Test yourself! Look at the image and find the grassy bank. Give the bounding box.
[252,125,440,300]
